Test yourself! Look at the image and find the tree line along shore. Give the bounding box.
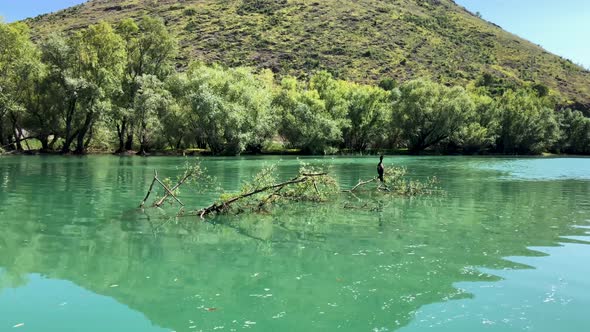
[1,17,589,156]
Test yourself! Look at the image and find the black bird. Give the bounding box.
[377,155,384,183]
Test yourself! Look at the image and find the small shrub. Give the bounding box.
[183,7,198,16]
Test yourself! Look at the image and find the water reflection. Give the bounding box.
[0,156,589,331]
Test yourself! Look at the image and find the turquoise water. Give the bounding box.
[0,156,589,332]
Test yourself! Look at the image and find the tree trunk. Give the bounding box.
[61,132,77,154]
[10,113,23,151]
[0,119,5,147]
[49,135,59,150]
[62,97,77,153]
[13,128,23,151]
[74,112,93,155]
[39,134,49,152]
[5,135,16,151]
[125,130,134,151]
[84,126,94,150]
[116,119,127,153]
[138,121,148,156]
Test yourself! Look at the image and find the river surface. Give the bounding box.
[0,156,589,332]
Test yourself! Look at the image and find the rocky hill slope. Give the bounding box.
[24,0,590,107]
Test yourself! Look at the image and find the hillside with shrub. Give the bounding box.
[23,0,590,109]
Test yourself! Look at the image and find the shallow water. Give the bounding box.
[0,156,589,332]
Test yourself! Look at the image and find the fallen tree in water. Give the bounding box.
[141,161,440,220]
[195,164,338,219]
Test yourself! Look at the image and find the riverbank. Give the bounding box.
[1,148,588,158]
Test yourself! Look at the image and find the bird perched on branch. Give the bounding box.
[377,155,384,183]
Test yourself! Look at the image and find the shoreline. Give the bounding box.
[1,149,589,158]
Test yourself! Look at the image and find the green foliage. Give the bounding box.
[0,22,42,150]
[556,109,590,154]
[382,166,440,196]
[393,79,475,152]
[153,159,209,205]
[452,93,498,153]
[177,64,276,154]
[285,162,339,201]
[199,162,340,217]
[531,83,550,98]
[237,0,288,15]
[497,89,559,154]
[182,7,198,16]
[113,16,178,153]
[134,75,175,154]
[474,73,515,97]
[72,22,126,97]
[59,21,126,153]
[378,78,397,91]
[120,16,177,80]
[343,83,390,151]
[275,73,349,154]
[345,165,440,197]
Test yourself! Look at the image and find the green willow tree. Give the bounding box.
[342,83,390,151]
[393,79,475,153]
[0,21,42,150]
[451,93,499,153]
[160,74,192,150]
[42,22,126,154]
[275,76,348,154]
[134,75,176,154]
[177,64,276,154]
[113,17,178,153]
[556,109,590,154]
[40,34,83,153]
[63,22,126,154]
[497,89,559,154]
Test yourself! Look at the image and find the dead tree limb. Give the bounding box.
[257,186,285,209]
[301,172,328,177]
[140,170,158,208]
[140,168,194,208]
[312,180,320,196]
[154,171,194,207]
[154,177,185,206]
[343,177,377,193]
[197,173,328,219]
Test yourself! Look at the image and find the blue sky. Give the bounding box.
[1,0,588,68]
[454,0,590,68]
[0,0,87,21]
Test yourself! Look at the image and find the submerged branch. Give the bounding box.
[196,172,331,219]
[343,177,378,193]
[154,170,194,207]
[140,160,205,208]
[154,176,184,206]
[140,170,158,208]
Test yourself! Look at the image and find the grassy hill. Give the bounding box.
[24,0,590,108]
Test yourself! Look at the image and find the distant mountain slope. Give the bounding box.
[24,0,590,107]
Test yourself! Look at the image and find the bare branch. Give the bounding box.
[154,170,194,207]
[154,176,184,206]
[140,170,158,208]
[343,177,377,193]
[197,176,310,219]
